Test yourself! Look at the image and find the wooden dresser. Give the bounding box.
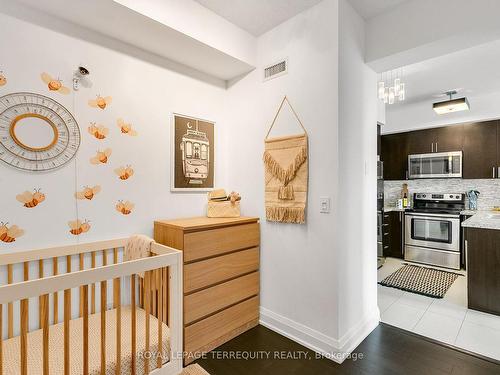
[154,216,260,363]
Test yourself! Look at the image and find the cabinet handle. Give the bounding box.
[435,142,438,152]
[493,167,496,179]
[498,167,500,179]
[431,143,434,153]
[382,224,389,227]
[406,170,409,180]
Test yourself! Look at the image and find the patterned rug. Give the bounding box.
[379,264,460,298]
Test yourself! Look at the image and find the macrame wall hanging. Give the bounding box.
[263,96,308,224]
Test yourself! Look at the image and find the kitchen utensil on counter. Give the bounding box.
[466,190,480,210]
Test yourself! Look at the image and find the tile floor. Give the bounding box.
[378,257,500,361]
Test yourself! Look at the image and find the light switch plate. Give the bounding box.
[320,197,330,213]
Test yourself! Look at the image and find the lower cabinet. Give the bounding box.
[383,211,404,259]
[465,227,500,316]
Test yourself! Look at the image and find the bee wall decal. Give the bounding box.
[114,165,134,180]
[41,72,70,94]
[0,222,25,243]
[75,185,101,200]
[16,189,46,208]
[89,95,112,110]
[68,220,91,236]
[90,148,112,165]
[0,71,7,87]
[88,123,109,140]
[117,118,138,136]
[116,200,134,215]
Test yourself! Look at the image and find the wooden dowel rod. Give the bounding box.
[100,278,107,375]
[53,258,59,324]
[41,294,49,375]
[144,271,150,374]
[157,269,162,369]
[64,289,71,375]
[79,253,84,318]
[23,262,29,330]
[39,260,44,328]
[20,299,28,375]
[91,251,96,314]
[131,275,137,375]
[115,277,121,375]
[7,265,13,338]
[83,285,89,375]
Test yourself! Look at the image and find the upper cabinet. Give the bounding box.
[463,121,498,179]
[381,133,408,180]
[381,121,500,180]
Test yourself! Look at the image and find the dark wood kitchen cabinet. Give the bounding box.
[465,227,500,316]
[463,120,498,179]
[383,211,404,259]
[381,133,408,180]
[407,128,436,155]
[407,125,463,155]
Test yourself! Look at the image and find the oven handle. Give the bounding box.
[405,212,460,219]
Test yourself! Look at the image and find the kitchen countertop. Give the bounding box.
[461,210,500,230]
[383,207,407,212]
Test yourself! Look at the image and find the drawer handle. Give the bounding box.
[383,246,389,249]
[382,224,389,227]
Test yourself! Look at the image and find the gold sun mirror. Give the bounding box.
[10,114,59,152]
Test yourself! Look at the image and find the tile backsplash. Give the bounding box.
[384,179,500,210]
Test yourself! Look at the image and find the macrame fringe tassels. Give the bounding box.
[263,146,307,185]
[266,206,305,224]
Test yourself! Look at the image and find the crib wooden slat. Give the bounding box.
[0,303,3,375]
[115,277,121,374]
[91,251,96,314]
[79,253,84,317]
[100,278,107,375]
[20,299,28,375]
[144,271,150,374]
[53,257,59,324]
[83,284,89,375]
[7,265,13,339]
[157,269,162,369]
[23,262,29,330]
[39,260,44,329]
[131,275,137,375]
[64,289,71,375]
[41,294,49,375]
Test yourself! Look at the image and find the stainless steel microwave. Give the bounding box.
[408,151,462,179]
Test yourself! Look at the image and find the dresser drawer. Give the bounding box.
[183,223,260,262]
[184,247,259,293]
[185,296,259,355]
[184,271,260,324]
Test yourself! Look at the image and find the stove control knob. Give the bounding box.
[456,195,460,199]
[423,194,426,198]
[449,195,454,199]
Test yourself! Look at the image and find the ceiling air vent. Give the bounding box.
[264,59,288,81]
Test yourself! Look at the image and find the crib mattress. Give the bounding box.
[2,306,170,375]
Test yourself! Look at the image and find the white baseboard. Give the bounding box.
[259,307,380,364]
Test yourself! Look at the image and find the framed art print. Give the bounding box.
[171,113,215,191]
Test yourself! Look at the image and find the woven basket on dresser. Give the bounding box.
[207,201,240,218]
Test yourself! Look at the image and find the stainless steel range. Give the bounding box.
[405,193,465,270]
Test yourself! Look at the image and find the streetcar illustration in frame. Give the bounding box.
[171,113,214,191]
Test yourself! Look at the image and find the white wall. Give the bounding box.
[225,0,340,354]
[384,90,500,134]
[338,0,379,351]
[0,11,228,252]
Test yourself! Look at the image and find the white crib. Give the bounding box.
[0,238,183,375]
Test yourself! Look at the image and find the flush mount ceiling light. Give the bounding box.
[378,68,405,105]
[433,90,470,114]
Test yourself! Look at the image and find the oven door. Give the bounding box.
[405,213,460,251]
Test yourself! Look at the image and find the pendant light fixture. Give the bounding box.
[433,90,470,114]
[378,68,405,104]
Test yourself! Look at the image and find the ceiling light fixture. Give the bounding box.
[433,91,470,114]
[378,68,405,105]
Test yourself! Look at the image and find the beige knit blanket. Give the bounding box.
[124,234,154,278]
[264,134,308,223]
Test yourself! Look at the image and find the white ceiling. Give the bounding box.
[194,0,323,36]
[385,39,500,110]
[348,0,409,19]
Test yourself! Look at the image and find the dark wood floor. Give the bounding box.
[196,323,500,375]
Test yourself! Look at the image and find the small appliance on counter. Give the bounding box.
[466,190,480,210]
[404,193,465,270]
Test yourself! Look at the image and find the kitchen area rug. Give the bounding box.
[379,264,460,298]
